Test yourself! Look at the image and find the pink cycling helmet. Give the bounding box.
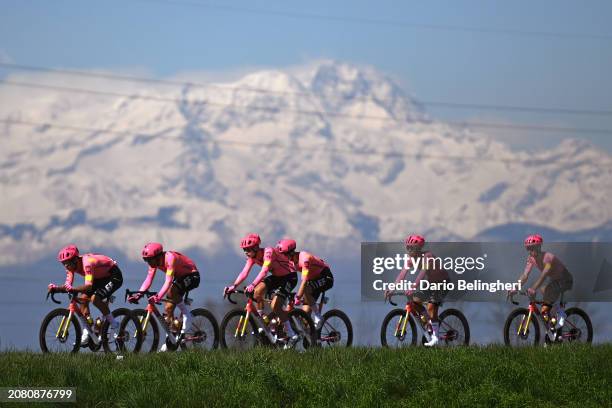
[57,245,79,262]
[276,238,297,254]
[524,234,543,248]
[405,235,425,248]
[240,233,261,249]
[142,242,164,258]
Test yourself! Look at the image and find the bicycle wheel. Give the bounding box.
[180,308,219,351]
[503,308,540,346]
[39,309,81,353]
[381,309,417,347]
[318,309,353,348]
[560,308,593,344]
[102,308,143,353]
[438,309,470,346]
[132,309,160,353]
[288,308,316,351]
[220,309,260,350]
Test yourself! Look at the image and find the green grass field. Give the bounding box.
[1,346,611,407]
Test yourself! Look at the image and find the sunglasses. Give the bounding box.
[243,247,257,253]
[62,258,78,268]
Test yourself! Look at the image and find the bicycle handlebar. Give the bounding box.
[386,292,407,307]
[225,289,246,304]
[46,291,62,304]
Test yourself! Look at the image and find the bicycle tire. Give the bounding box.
[179,308,219,350]
[503,308,540,346]
[220,309,260,350]
[381,308,417,347]
[39,308,81,353]
[288,308,316,350]
[318,309,353,347]
[562,307,593,344]
[438,308,470,346]
[132,308,160,353]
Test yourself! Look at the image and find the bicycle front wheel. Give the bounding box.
[381,309,417,347]
[318,309,353,348]
[132,309,160,353]
[504,308,540,346]
[220,309,259,350]
[180,308,219,351]
[438,309,470,346]
[560,308,593,344]
[39,309,81,353]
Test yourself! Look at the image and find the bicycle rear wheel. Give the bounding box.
[102,308,143,353]
[180,308,219,351]
[438,309,470,346]
[504,308,540,346]
[318,309,353,347]
[39,309,81,353]
[220,309,260,350]
[380,309,417,347]
[560,307,593,344]
[132,309,160,353]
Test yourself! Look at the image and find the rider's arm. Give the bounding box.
[519,258,534,285]
[296,277,308,299]
[251,261,270,287]
[156,253,175,300]
[233,257,255,286]
[63,270,74,288]
[138,266,157,292]
[412,268,426,291]
[531,263,552,291]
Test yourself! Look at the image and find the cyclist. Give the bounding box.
[224,233,265,301]
[276,239,333,329]
[385,235,449,347]
[48,245,124,344]
[512,234,573,338]
[128,243,200,349]
[225,233,298,343]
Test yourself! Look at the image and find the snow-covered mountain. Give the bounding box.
[1,60,611,265]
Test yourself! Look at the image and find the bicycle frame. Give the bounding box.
[50,293,109,347]
[512,293,567,338]
[126,289,195,346]
[392,298,430,339]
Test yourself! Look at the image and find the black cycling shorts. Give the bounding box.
[263,273,298,300]
[305,268,334,300]
[88,265,123,300]
[173,271,200,295]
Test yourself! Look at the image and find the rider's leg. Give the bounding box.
[92,293,118,333]
[165,285,181,326]
[254,282,267,317]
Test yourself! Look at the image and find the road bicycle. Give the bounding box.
[39,291,142,353]
[125,289,219,352]
[220,289,316,351]
[504,291,593,346]
[309,291,353,348]
[380,293,470,347]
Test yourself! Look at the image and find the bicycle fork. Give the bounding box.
[517,305,537,337]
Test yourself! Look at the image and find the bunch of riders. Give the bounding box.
[48,233,571,348]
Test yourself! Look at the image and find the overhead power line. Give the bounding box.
[130,0,612,41]
[1,62,610,117]
[0,118,536,164]
[2,79,612,136]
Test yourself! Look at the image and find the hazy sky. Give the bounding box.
[1,0,611,151]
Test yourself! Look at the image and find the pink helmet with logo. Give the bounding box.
[240,233,261,249]
[405,235,425,248]
[524,234,543,248]
[276,238,297,254]
[57,245,79,262]
[142,242,164,258]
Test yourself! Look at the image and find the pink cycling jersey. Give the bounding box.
[65,254,117,287]
[138,251,198,299]
[233,249,265,285]
[251,247,295,287]
[297,251,329,281]
[394,251,449,294]
[523,252,572,281]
